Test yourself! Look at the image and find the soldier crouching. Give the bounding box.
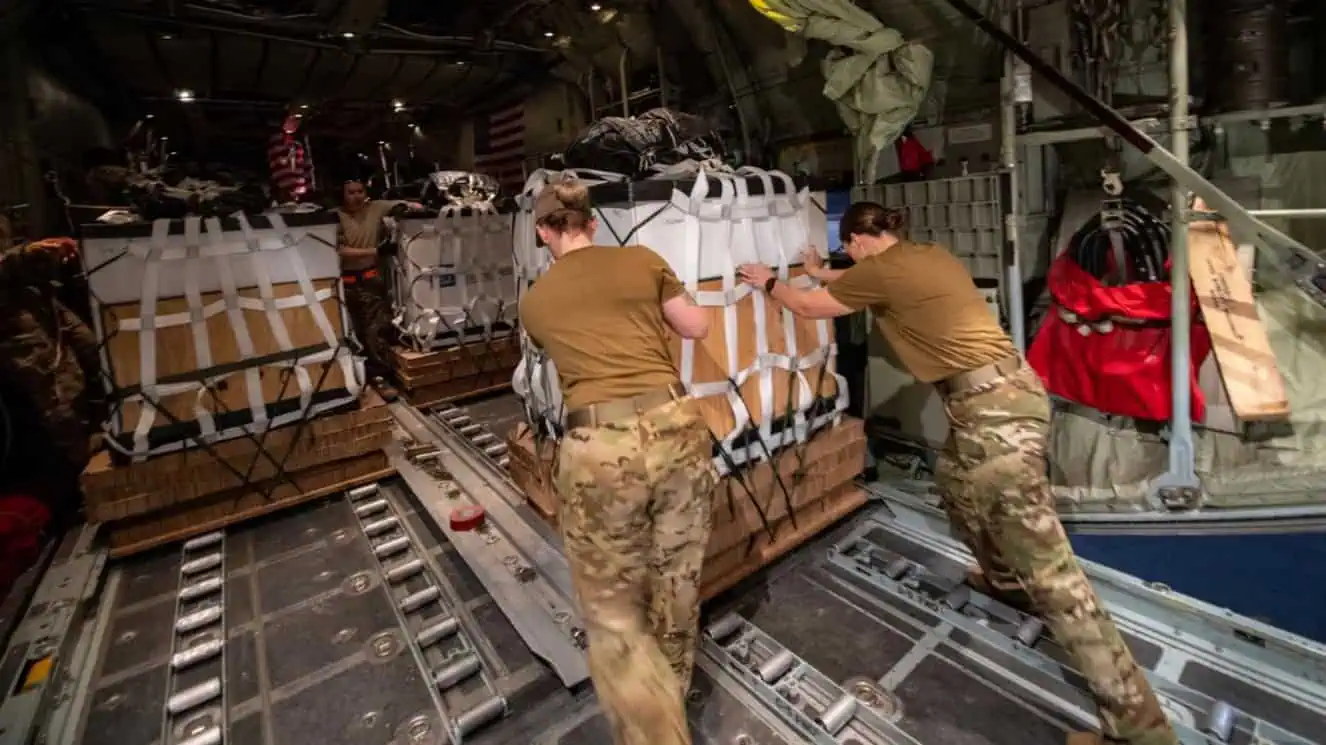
[519,176,716,745]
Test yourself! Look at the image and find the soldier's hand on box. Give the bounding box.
[737,263,773,287]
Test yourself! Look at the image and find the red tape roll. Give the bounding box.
[449,505,486,531]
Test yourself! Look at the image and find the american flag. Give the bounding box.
[474,102,527,196]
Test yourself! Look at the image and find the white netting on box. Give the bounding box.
[82,212,363,459]
[512,166,846,473]
[392,171,518,351]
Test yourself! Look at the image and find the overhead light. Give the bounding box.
[159,33,175,40]
[293,113,303,119]
[590,2,602,9]
[392,99,406,112]
[145,113,155,120]
[342,32,356,39]
[299,104,309,110]
[543,30,554,38]
[175,88,195,102]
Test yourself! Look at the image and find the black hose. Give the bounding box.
[1063,197,1171,286]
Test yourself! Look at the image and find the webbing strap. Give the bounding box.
[395,206,518,351]
[107,214,362,460]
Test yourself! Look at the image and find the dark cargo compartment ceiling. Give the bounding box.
[43,0,1007,153]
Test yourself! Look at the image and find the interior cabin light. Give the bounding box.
[175,89,195,102]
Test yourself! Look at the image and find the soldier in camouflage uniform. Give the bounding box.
[738,201,1177,745]
[336,178,419,390]
[520,176,716,745]
[0,238,105,473]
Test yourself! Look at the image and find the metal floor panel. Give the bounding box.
[12,395,1322,745]
[70,485,570,745]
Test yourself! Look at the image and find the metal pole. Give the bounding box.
[587,67,597,119]
[1156,0,1200,503]
[1000,0,1026,352]
[619,49,630,117]
[1249,208,1326,219]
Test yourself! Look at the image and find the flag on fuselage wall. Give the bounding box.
[474,102,526,197]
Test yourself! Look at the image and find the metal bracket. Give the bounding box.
[0,525,104,745]
[1100,169,1123,197]
[702,614,905,745]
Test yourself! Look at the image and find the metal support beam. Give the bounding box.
[1151,0,1200,506]
[1250,208,1326,219]
[999,1,1026,352]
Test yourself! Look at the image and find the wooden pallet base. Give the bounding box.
[700,484,866,601]
[82,392,392,523]
[390,340,518,408]
[506,417,868,600]
[106,448,394,558]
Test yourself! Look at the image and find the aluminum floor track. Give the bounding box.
[9,393,1326,745]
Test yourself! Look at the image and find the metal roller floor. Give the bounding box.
[6,393,1326,745]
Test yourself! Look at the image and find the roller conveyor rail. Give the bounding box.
[824,504,1326,745]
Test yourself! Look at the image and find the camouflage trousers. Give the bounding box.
[555,397,717,745]
[342,271,394,378]
[934,365,1177,745]
[0,298,104,472]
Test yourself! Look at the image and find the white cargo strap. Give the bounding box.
[239,214,312,414]
[107,214,360,459]
[181,218,216,440]
[731,173,778,450]
[753,166,813,442]
[130,221,166,455]
[209,217,265,432]
[266,213,356,400]
[397,205,516,351]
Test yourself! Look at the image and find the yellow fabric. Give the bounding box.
[748,0,801,31]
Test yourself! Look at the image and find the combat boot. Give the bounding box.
[371,375,400,403]
[965,565,1035,614]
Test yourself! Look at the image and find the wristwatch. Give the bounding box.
[764,276,777,293]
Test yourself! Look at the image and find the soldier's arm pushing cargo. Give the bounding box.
[648,249,710,340]
[736,253,863,319]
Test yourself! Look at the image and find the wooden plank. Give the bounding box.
[402,378,514,409]
[391,335,522,378]
[392,343,522,391]
[106,449,394,557]
[1187,205,1290,420]
[667,267,840,438]
[101,278,351,433]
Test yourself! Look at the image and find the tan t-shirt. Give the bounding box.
[336,200,401,270]
[826,241,1015,383]
[520,245,686,410]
